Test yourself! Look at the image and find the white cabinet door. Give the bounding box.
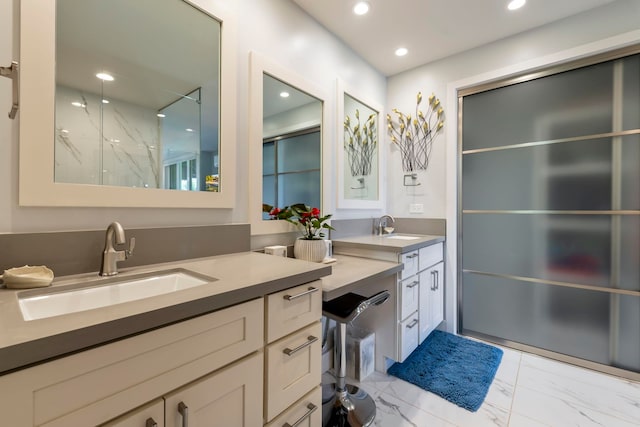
[429,262,444,333]
[418,262,444,343]
[165,352,263,427]
[102,399,164,427]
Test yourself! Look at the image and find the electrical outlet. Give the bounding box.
[409,203,424,214]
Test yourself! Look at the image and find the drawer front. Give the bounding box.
[267,281,322,343]
[418,242,443,271]
[398,312,420,362]
[399,276,419,321]
[266,322,322,422]
[400,251,419,280]
[33,298,264,427]
[265,386,321,427]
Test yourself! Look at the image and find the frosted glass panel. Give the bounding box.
[463,138,612,210]
[279,171,320,209]
[277,132,321,173]
[463,214,614,288]
[622,54,640,130]
[621,135,640,210]
[462,273,611,366]
[619,216,640,292]
[463,61,613,151]
[615,294,640,371]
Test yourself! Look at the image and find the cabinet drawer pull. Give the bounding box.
[283,335,318,356]
[406,253,418,259]
[407,280,419,289]
[178,401,189,427]
[145,418,158,427]
[406,319,419,329]
[283,286,318,301]
[283,403,318,427]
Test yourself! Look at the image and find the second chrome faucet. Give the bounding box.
[99,222,135,276]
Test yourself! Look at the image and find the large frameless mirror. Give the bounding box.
[336,79,384,209]
[19,0,236,207]
[249,52,328,235]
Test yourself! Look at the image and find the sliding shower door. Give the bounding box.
[459,48,640,377]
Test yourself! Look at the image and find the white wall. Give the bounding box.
[0,0,385,232]
[385,0,640,333]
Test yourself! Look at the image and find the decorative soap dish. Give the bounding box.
[1,265,54,289]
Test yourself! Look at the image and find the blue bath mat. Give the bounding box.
[387,330,503,412]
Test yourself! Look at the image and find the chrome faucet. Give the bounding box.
[99,222,135,276]
[377,214,395,236]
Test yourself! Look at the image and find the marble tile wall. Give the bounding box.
[55,85,160,188]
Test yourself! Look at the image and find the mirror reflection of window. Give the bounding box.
[53,0,220,191]
[262,74,322,219]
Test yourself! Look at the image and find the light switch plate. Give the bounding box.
[409,203,424,214]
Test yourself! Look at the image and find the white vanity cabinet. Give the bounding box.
[396,242,444,360]
[0,279,324,427]
[333,237,445,370]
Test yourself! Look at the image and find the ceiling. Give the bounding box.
[292,0,618,76]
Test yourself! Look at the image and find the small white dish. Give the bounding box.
[1,265,54,289]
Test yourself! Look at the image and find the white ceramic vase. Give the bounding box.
[293,239,327,263]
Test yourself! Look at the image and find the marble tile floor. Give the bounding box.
[336,344,640,427]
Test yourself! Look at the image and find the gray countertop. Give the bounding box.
[0,252,331,375]
[320,255,403,301]
[332,233,445,254]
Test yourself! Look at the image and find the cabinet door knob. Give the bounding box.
[283,403,317,427]
[283,335,318,356]
[283,286,318,301]
[178,401,189,427]
[145,418,158,427]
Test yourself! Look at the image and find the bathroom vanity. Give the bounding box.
[0,252,330,427]
[331,234,445,371]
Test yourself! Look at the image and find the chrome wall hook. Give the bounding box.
[403,173,421,186]
[0,61,19,119]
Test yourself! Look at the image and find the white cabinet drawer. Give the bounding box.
[398,276,419,321]
[266,281,322,343]
[398,312,419,362]
[399,251,419,280]
[266,386,321,427]
[32,298,264,427]
[265,322,322,422]
[418,242,443,271]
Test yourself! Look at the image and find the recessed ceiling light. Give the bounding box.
[186,128,194,132]
[395,47,408,57]
[507,0,526,11]
[96,72,114,81]
[61,129,69,133]
[71,101,86,108]
[353,1,370,15]
[102,99,109,104]
[280,91,290,98]
[157,113,166,118]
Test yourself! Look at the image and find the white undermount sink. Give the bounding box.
[18,269,216,321]
[384,235,421,240]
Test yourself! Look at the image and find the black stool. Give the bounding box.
[322,290,390,427]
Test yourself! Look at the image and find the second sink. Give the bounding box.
[18,269,216,321]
